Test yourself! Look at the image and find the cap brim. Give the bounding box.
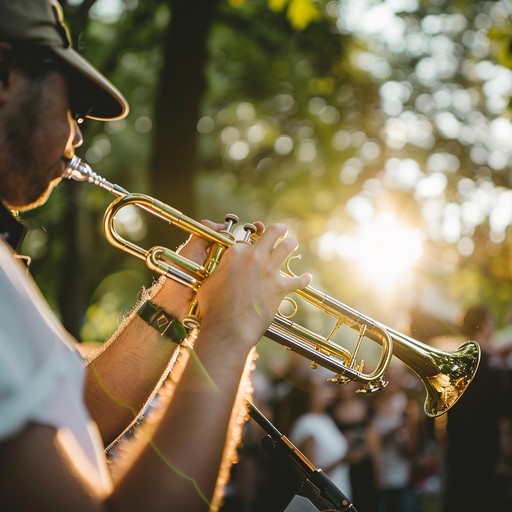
[51,46,129,121]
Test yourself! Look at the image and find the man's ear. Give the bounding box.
[0,42,13,102]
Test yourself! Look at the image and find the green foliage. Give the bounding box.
[23,0,512,341]
[230,0,323,30]
[197,0,512,327]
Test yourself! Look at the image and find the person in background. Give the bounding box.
[0,1,311,511]
[366,366,422,512]
[288,371,353,503]
[330,383,379,512]
[437,304,511,512]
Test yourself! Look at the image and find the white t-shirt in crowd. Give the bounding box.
[290,412,352,500]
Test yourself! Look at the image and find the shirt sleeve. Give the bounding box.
[0,241,112,495]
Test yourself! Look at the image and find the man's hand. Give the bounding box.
[196,222,312,348]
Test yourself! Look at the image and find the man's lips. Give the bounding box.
[55,158,71,179]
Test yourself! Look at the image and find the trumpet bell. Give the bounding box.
[421,340,480,417]
[385,326,481,417]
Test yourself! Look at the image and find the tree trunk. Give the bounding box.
[149,0,220,248]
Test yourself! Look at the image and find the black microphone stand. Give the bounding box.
[247,400,358,512]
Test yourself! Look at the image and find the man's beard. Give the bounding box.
[0,79,58,211]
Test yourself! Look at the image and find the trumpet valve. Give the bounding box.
[220,214,239,241]
[240,223,257,244]
[181,314,201,330]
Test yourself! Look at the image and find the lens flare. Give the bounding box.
[319,212,423,288]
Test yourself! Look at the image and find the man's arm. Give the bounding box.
[107,223,312,511]
[83,296,179,447]
[84,227,220,447]
[0,223,311,512]
[0,222,310,512]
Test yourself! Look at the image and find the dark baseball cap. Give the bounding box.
[0,0,129,121]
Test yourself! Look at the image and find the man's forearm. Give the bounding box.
[108,327,256,512]
[84,279,186,446]
[84,310,178,446]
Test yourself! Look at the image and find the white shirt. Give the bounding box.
[290,412,352,500]
[0,239,112,498]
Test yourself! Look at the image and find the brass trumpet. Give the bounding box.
[64,156,480,418]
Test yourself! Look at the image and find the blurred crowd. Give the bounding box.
[219,304,512,512]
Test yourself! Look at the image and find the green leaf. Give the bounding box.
[287,0,320,30]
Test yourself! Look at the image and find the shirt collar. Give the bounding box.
[0,202,27,253]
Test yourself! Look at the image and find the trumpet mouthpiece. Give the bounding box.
[63,156,128,196]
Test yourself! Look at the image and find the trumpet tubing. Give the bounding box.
[64,156,481,418]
